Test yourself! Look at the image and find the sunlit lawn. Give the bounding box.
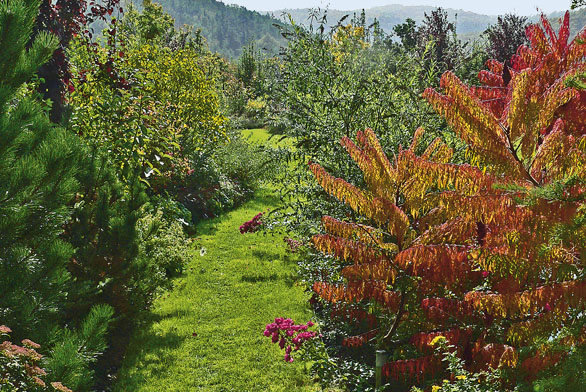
[115,129,320,391]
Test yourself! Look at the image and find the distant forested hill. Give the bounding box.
[277,5,586,39]
[134,0,586,59]
[136,0,285,58]
[277,5,497,35]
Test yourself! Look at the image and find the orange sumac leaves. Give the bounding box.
[308,11,586,389]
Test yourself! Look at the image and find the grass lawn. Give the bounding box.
[114,129,320,391]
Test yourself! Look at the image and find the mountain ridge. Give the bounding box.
[146,0,586,58]
[270,4,586,36]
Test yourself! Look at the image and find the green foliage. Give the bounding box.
[393,18,417,50]
[136,206,192,283]
[271,11,446,237]
[0,2,118,390]
[409,338,506,392]
[46,305,114,391]
[284,6,498,39]
[532,345,586,392]
[68,23,227,184]
[65,151,148,321]
[237,42,265,93]
[128,0,174,42]
[179,130,281,221]
[0,0,79,342]
[119,0,206,52]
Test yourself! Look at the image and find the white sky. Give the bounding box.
[224,0,572,16]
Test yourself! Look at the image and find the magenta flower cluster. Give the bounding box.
[239,212,264,234]
[283,237,303,253]
[263,317,318,362]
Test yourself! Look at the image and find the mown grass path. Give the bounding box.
[115,130,318,391]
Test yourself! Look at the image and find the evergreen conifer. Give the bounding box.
[0,0,80,342]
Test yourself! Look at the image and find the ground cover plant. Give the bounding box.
[305,11,586,391]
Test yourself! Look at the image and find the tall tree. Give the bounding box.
[484,14,529,63]
[417,7,460,71]
[393,18,417,50]
[309,11,586,390]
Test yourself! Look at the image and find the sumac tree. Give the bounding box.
[309,12,586,390]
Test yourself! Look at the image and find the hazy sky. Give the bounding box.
[223,0,572,16]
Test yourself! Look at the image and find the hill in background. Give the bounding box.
[274,5,497,35]
[273,4,586,39]
[136,0,586,59]
[139,0,285,58]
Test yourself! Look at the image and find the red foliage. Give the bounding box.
[308,11,586,389]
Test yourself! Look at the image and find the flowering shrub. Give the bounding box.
[263,318,319,362]
[0,326,72,392]
[239,212,264,234]
[283,237,303,253]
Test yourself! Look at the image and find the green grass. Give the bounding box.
[115,129,319,391]
[242,128,295,148]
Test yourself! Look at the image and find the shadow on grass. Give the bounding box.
[241,273,280,282]
[241,272,297,286]
[116,313,187,382]
[251,249,280,261]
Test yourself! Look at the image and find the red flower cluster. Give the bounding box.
[263,318,318,362]
[239,212,264,234]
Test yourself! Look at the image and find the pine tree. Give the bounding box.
[0,0,80,342]
[309,12,586,389]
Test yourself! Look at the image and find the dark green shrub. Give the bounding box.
[64,153,148,321]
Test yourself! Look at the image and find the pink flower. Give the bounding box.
[264,317,320,362]
[22,339,41,349]
[240,212,265,234]
[51,382,73,392]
